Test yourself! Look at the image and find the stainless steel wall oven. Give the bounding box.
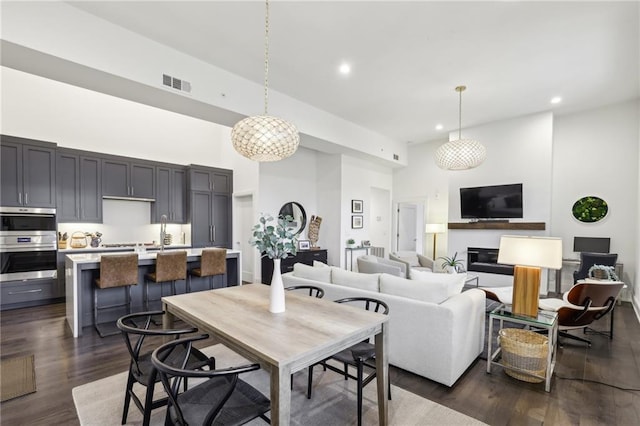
[0,207,57,282]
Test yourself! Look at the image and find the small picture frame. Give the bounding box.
[351,199,363,213]
[298,240,310,250]
[351,215,363,229]
[361,240,371,247]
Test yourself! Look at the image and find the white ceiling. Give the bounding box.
[67,1,639,144]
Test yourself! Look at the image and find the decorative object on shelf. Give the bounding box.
[435,85,486,170]
[361,240,371,247]
[308,215,322,248]
[86,231,102,248]
[588,264,619,281]
[351,199,363,213]
[279,202,306,236]
[425,223,446,258]
[230,0,299,161]
[498,235,563,317]
[572,196,608,223]
[437,252,464,274]
[250,213,298,313]
[346,238,357,249]
[351,215,363,229]
[298,240,310,250]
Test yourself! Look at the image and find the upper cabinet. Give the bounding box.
[102,157,155,200]
[188,166,233,248]
[1,135,56,208]
[56,149,102,223]
[152,165,187,223]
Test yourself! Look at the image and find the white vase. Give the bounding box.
[270,258,285,313]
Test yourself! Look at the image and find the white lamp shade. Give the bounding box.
[497,235,563,269]
[231,115,300,162]
[435,139,487,170]
[425,223,446,234]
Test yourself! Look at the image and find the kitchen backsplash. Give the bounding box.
[57,199,190,246]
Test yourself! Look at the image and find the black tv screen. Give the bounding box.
[460,183,523,219]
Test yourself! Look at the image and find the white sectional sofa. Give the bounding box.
[281,263,486,387]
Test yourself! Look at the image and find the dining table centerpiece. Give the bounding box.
[250,213,298,313]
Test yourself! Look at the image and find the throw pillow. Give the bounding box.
[293,262,331,283]
[410,269,467,297]
[379,273,448,304]
[331,267,380,292]
[313,260,329,268]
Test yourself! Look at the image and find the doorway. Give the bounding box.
[395,202,425,254]
[234,193,254,283]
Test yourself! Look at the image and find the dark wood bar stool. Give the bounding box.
[187,248,226,292]
[144,251,187,311]
[94,253,139,337]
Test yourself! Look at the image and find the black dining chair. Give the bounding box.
[307,297,391,426]
[116,311,214,426]
[284,285,325,298]
[151,334,271,426]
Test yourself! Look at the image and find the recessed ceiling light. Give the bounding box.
[550,96,562,104]
[435,124,444,131]
[338,63,351,75]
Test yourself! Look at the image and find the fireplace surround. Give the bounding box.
[467,247,514,276]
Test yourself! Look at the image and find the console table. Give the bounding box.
[261,249,328,284]
[344,246,370,271]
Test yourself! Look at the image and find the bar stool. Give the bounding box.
[94,253,139,337]
[187,248,227,292]
[144,251,187,311]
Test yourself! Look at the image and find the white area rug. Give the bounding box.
[73,344,486,425]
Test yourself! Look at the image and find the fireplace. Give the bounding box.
[467,247,514,276]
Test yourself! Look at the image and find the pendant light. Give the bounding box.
[231,0,299,162]
[434,86,486,170]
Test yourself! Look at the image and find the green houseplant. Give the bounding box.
[250,213,298,313]
[346,238,356,249]
[437,252,465,273]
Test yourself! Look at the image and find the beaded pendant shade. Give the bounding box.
[231,0,299,162]
[435,86,486,170]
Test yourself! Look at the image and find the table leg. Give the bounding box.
[162,301,175,343]
[487,314,493,373]
[375,325,389,426]
[270,364,291,426]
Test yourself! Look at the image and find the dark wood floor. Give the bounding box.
[1,301,639,425]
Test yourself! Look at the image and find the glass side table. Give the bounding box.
[487,304,558,392]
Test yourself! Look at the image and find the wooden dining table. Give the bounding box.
[162,283,389,426]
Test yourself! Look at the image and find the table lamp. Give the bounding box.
[497,235,563,317]
[425,223,446,259]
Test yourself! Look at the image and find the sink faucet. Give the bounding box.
[160,214,167,252]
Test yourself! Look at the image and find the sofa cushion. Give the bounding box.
[292,262,331,283]
[379,273,448,304]
[331,267,379,292]
[411,269,467,297]
[313,260,329,268]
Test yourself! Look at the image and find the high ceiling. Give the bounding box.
[67,1,639,144]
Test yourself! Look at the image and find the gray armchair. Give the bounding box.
[357,255,406,277]
[389,252,434,278]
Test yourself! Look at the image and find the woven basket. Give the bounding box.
[498,328,548,383]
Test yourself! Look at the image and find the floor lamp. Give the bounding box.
[425,223,446,259]
[497,235,563,317]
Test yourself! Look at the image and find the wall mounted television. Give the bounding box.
[460,183,523,219]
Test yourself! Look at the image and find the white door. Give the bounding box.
[234,194,254,283]
[397,203,417,252]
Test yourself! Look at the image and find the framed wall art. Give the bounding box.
[298,240,310,250]
[352,215,363,229]
[572,196,608,223]
[351,200,363,213]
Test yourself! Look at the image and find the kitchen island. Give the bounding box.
[65,248,241,337]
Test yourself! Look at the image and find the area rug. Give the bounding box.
[1,354,37,402]
[73,344,487,425]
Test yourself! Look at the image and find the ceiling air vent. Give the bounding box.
[162,74,191,94]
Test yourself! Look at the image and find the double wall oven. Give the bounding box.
[0,207,57,283]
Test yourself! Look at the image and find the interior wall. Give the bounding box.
[316,153,342,266]
[369,187,392,255]
[552,100,639,300]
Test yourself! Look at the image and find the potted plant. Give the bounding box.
[250,213,298,313]
[437,252,465,274]
[346,238,357,249]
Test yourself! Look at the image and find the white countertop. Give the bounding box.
[58,244,190,253]
[65,248,241,264]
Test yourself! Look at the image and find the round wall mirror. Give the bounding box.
[279,202,307,236]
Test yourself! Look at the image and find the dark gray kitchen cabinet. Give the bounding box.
[57,149,102,222]
[153,166,186,223]
[189,166,232,248]
[1,135,56,208]
[102,158,155,200]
